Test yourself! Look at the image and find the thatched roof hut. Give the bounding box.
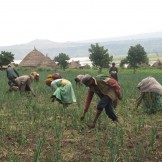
[19,47,57,69]
[152,59,162,67]
[69,60,81,69]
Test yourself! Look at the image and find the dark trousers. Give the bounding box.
[97,95,117,121]
[8,78,17,86]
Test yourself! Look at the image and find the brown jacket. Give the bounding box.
[14,75,35,96]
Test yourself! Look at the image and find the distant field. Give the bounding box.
[113,53,162,65]
[0,68,162,161]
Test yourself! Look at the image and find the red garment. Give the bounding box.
[84,89,94,113]
[105,78,122,99]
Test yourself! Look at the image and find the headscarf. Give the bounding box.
[30,71,39,81]
[45,73,61,86]
[137,76,162,95]
[52,73,62,80]
[30,71,39,76]
[81,74,92,85]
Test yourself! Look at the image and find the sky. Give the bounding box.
[0,0,162,46]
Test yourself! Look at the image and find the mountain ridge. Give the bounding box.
[1,31,162,60]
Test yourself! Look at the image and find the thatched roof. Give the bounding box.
[69,60,81,69]
[19,47,57,68]
[41,56,57,68]
[152,59,162,67]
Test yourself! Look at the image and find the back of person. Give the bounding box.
[6,66,19,80]
[15,75,30,86]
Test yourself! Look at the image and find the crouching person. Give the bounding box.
[80,74,122,129]
[45,73,76,108]
[10,72,39,96]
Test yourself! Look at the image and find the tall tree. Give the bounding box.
[0,51,14,67]
[89,43,113,73]
[127,44,148,73]
[54,53,70,70]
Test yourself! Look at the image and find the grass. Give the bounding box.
[0,68,162,162]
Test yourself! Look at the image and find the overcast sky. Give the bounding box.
[0,0,162,46]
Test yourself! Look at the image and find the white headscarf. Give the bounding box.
[137,76,162,95]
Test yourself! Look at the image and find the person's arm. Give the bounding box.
[109,67,112,74]
[80,89,94,120]
[136,92,144,108]
[26,78,36,96]
[6,70,9,78]
[116,67,118,73]
[14,68,19,77]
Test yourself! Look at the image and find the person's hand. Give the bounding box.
[51,95,56,102]
[80,115,85,121]
[87,122,95,129]
[51,98,55,102]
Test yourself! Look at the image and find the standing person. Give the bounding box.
[6,64,19,85]
[109,62,118,81]
[80,74,122,129]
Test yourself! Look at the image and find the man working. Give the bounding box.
[80,74,122,129]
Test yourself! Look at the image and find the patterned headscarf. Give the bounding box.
[45,73,61,86]
[52,73,62,80]
[30,71,39,81]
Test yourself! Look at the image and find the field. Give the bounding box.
[0,68,162,162]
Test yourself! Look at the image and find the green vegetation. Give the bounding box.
[0,51,14,67]
[89,43,113,73]
[120,44,149,73]
[0,68,162,161]
[54,53,70,70]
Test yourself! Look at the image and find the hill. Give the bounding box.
[0,32,162,60]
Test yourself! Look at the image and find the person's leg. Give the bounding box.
[87,109,102,129]
[104,97,123,124]
[104,97,118,121]
[87,96,106,129]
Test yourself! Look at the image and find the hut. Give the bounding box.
[19,47,57,69]
[152,59,162,67]
[68,60,81,69]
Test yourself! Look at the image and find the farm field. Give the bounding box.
[0,68,162,162]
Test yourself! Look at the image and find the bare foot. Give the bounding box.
[87,122,95,129]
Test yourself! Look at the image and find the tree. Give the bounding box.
[54,53,70,70]
[0,51,14,67]
[127,44,149,73]
[120,58,129,68]
[89,43,113,73]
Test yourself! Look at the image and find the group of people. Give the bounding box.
[6,64,39,96]
[6,62,162,129]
